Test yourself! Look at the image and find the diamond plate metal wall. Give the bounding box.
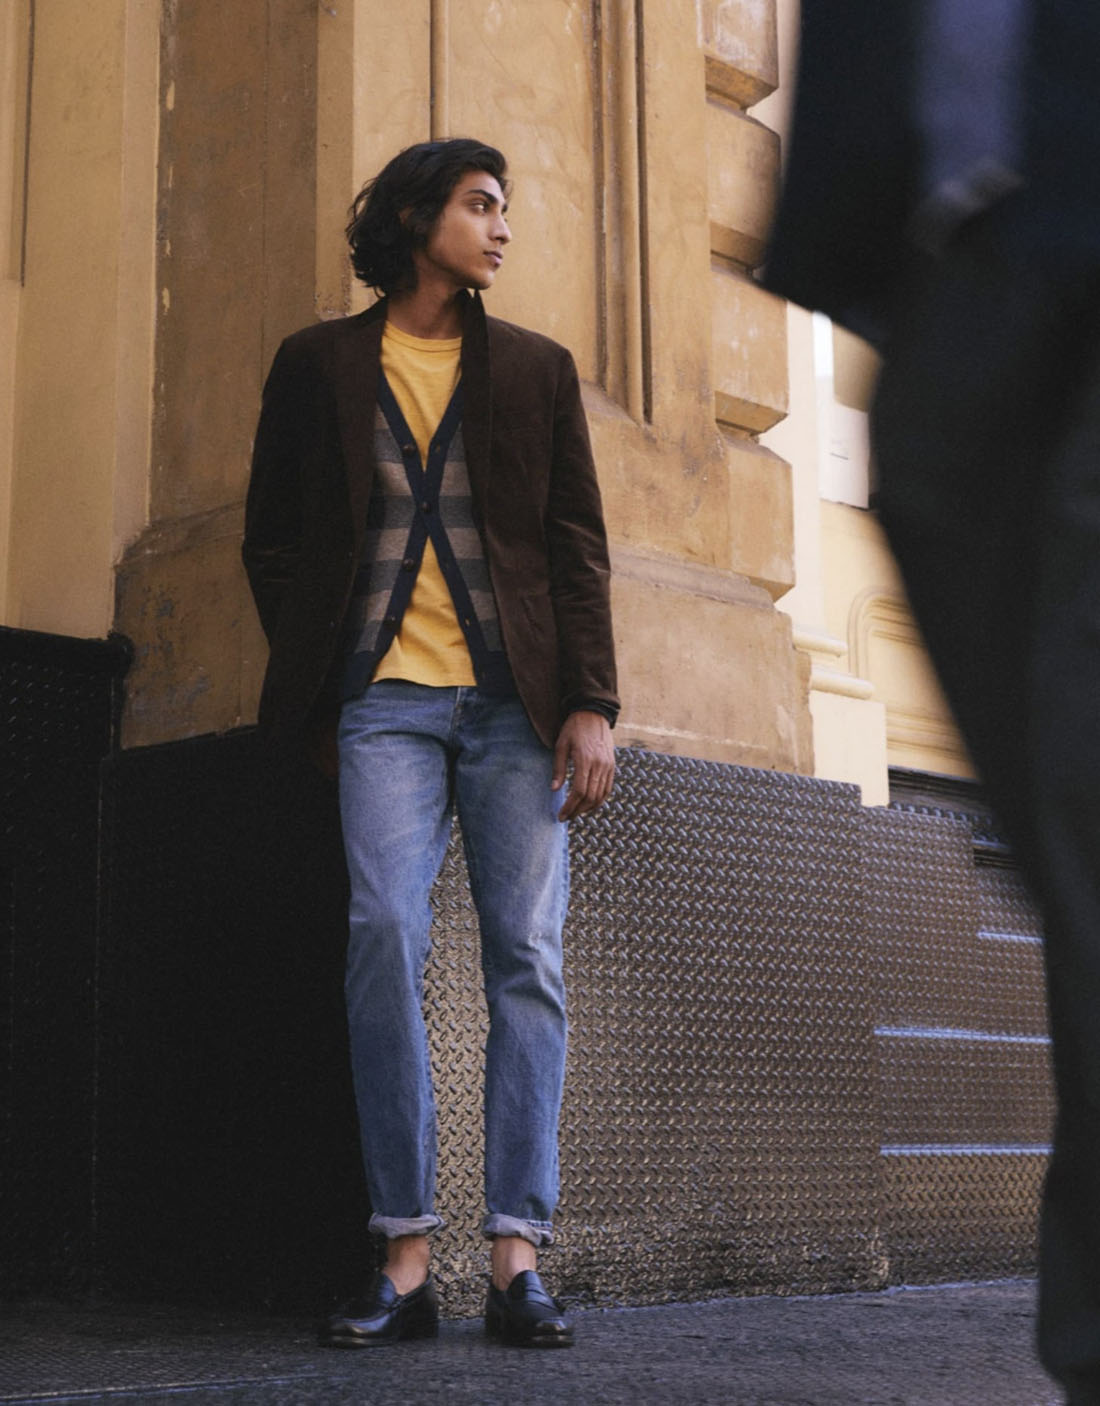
[2,637,1052,1309]
[563,754,882,1305]
[426,758,1049,1313]
[426,752,882,1315]
[870,797,1051,1285]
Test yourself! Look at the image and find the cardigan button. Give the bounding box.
[420,500,432,513]
[384,614,397,627]
[402,558,416,571]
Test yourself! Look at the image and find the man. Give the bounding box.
[242,138,618,1349]
[765,2,1100,1398]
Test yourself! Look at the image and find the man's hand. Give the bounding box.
[551,710,615,821]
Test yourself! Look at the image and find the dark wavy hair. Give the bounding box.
[346,139,510,296]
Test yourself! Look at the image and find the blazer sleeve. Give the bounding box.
[242,339,307,644]
[545,349,620,723]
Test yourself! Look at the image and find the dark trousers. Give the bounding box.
[871,207,1100,1396]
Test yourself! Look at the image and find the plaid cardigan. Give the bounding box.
[340,371,514,699]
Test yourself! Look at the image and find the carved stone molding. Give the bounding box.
[849,590,970,772]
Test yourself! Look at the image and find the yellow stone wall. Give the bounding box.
[3,0,970,789]
[1,0,968,787]
[0,0,815,771]
[0,0,25,624]
[2,0,158,640]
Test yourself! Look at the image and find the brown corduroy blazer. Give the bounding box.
[242,291,618,751]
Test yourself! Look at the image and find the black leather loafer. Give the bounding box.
[485,1269,574,1348]
[321,1273,439,1348]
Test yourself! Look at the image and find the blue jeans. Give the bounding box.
[337,681,569,1248]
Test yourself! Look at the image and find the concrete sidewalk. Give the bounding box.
[0,1280,1060,1405]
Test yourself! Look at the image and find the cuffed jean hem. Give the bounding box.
[482,1213,554,1248]
[369,1212,444,1239]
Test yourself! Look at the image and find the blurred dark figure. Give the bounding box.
[765,2,1100,1398]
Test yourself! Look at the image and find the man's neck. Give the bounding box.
[386,283,465,340]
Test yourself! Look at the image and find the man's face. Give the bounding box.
[415,170,511,293]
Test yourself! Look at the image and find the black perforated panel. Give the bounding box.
[0,627,128,1296]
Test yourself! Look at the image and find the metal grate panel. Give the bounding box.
[882,1152,1044,1283]
[426,751,882,1315]
[878,1038,1053,1146]
[866,802,1050,1284]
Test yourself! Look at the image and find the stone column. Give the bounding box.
[115,0,812,773]
[115,0,318,742]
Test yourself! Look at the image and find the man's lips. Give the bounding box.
[486,251,503,267]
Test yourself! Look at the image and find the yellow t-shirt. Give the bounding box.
[372,322,478,688]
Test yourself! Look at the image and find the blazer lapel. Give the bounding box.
[335,299,387,531]
[460,291,493,513]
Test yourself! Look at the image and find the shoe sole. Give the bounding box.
[485,1319,574,1349]
[321,1321,439,1349]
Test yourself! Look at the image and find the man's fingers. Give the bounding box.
[557,760,587,820]
[552,712,615,821]
[558,757,614,821]
[551,733,570,791]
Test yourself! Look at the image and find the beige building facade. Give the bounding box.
[3,2,1048,1315]
[1,0,963,792]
